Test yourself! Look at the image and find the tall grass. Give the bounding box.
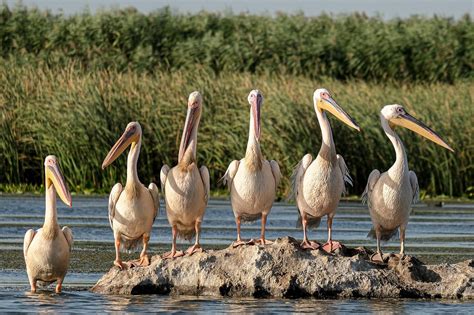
[0,63,472,197]
[0,4,472,83]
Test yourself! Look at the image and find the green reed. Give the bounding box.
[0,63,472,197]
[0,4,472,83]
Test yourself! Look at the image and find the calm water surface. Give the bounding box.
[0,196,473,313]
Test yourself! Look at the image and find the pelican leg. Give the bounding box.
[186,220,203,255]
[398,225,406,258]
[113,233,128,270]
[28,275,36,293]
[163,225,184,259]
[130,233,151,267]
[300,213,320,250]
[256,213,273,245]
[370,226,385,263]
[322,215,343,253]
[55,278,63,294]
[232,216,247,247]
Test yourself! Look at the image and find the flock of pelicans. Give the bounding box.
[22,88,453,293]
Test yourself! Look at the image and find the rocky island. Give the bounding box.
[92,237,473,299]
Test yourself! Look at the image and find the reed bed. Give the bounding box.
[0,5,472,83]
[0,63,472,197]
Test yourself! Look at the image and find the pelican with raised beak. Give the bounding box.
[291,88,360,252]
[362,104,453,262]
[24,155,73,293]
[160,91,209,258]
[102,122,159,269]
[223,89,281,247]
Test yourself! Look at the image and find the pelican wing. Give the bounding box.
[62,226,74,251]
[362,169,381,206]
[148,183,160,222]
[270,160,281,189]
[409,171,419,204]
[222,160,240,188]
[289,154,313,201]
[336,154,353,195]
[160,165,170,194]
[200,166,210,204]
[23,229,36,257]
[108,183,123,229]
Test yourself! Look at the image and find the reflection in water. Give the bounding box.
[366,299,405,315]
[0,291,473,313]
[23,291,76,313]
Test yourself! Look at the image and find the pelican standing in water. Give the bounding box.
[291,89,360,252]
[24,155,73,293]
[223,90,281,247]
[362,104,453,262]
[160,91,209,258]
[102,122,159,269]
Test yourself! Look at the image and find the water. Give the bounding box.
[1,290,473,313]
[0,195,473,313]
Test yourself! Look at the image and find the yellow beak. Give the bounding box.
[391,113,454,152]
[320,97,360,131]
[46,163,72,207]
[102,129,138,169]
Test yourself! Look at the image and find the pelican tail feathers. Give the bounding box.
[296,212,321,230]
[120,235,143,252]
[367,227,399,241]
[240,212,262,223]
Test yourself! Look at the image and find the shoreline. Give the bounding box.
[1,192,473,204]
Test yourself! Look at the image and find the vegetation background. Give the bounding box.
[0,5,472,198]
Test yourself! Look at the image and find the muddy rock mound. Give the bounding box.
[91,237,473,299]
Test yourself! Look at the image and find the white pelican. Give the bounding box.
[223,89,281,247]
[160,91,209,259]
[362,104,453,262]
[24,155,73,293]
[291,88,360,252]
[102,122,159,269]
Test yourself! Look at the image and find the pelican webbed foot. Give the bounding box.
[254,238,273,245]
[162,250,185,259]
[185,244,203,256]
[232,239,252,248]
[129,254,151,268]
[300,240,320,250]
[114,259,129,270]
[322,240,343,253]
[394,252,406,260]
[370,252,387,263]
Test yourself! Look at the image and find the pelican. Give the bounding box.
[102,122,159,269]
[362,104,453,262]
[160,91,209,259]
[223,89,281,247]
[291,88,360,252]
[24,155,73,293]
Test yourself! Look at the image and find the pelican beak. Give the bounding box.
[102,128,138,169]
[391,112,454,152]
[178,106,200,162]
[46,162,72,207]
[252,96,262,141]
[320,97,360,131]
